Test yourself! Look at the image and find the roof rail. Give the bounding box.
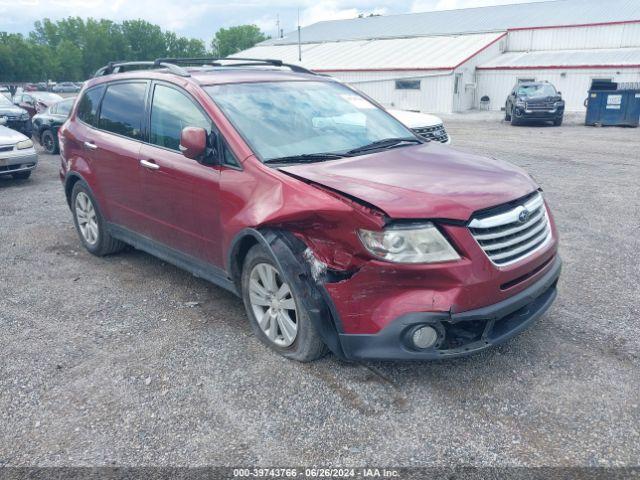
[93,60,190,78]
[93,57,317,78]
[156,57,317,75]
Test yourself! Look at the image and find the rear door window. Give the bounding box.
[98,82,147,140]
[77,85,105,127]
[149,84,211,151]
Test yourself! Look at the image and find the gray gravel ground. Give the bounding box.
[1,112,639,467]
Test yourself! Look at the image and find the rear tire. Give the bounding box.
[71,182,125,256]
[12,171,31,180]
[241,244,328,362]
[41,129,58,154]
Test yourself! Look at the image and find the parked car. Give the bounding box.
[59,58,560,362]
[13,91,63,118]
[52,82,81,93]
[37,82,48,91]
[0,94,32,137]
[0,86,11,100]
[32,97,75,154]
[505,81,565,126]
[0,120,38,179]
[24,83,38,92]
[388,109,451,144]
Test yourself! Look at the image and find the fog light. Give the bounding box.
[412,325,438,349]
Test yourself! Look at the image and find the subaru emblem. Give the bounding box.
[518,208,530,224]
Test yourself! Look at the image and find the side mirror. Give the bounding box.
[179,127,208,161]
[557,91,562,96]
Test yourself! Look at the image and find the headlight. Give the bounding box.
[16,139,33,150]
[20,113,29,121]
[515,99,525,107]
[554,101,564,107]
[358,223,460,264]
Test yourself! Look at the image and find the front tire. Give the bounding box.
[241,244,328,362]
[504,105,512,121]
[71,182,125,256]
[553,116,563,126]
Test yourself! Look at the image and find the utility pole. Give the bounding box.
[276,14,280,40]
[297,8,302,62]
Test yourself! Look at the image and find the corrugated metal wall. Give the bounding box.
[332,70,455,113]
[477,68,640,111]
[507,23,640,51]
[453,36,506,111]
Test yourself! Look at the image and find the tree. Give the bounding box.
[0,16,229,82]
[121,20,166,61]
[55,40,83,81]
[211,25,268,57]
[165,31,207,58]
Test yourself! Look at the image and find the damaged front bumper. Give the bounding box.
[337,256,561,360]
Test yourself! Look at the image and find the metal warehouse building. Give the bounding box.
[237,0,640,113]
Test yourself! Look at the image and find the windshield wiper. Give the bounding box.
[345,137,423,155]
[264,152,346,164]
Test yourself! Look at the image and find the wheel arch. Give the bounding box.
[64,172,88,208]
[228,228,346,359]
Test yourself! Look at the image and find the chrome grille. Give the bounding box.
[469,192,551,266]
[413,124,449,143]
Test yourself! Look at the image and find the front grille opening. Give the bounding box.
[469,192,551,266]
[413,124,449,144]
[500,255,554,290]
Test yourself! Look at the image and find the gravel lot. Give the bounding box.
[1,112,639,467]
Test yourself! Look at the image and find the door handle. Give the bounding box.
[140,159,160,170]
[84,141,97,150]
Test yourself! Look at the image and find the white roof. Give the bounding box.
[238,32,504,71]
[478,47,640,69]
[265,0,640,45]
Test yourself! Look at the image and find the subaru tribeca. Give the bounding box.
[58,58,561,362]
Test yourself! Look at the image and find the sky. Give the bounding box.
[0,0,536,46]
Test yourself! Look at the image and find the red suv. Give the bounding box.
[59,58,561,362]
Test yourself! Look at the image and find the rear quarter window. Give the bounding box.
[77,85,105,127]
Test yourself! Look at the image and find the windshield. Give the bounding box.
[33,92,63,103]
[516,84,557,97]
[205,81,414,161]
[0,95,13,107]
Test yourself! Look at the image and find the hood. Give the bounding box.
[279,143,538,221]
[0,125,28,144]
[388,109,443,128]
[0,106,27,116]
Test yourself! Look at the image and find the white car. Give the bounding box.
[0,122,38,180]
[0,87,11,100]
[388,109,451,144]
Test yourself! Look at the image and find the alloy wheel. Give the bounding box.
[248,263,298,347]
[75,192,99,245]
[42,132,55,153]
